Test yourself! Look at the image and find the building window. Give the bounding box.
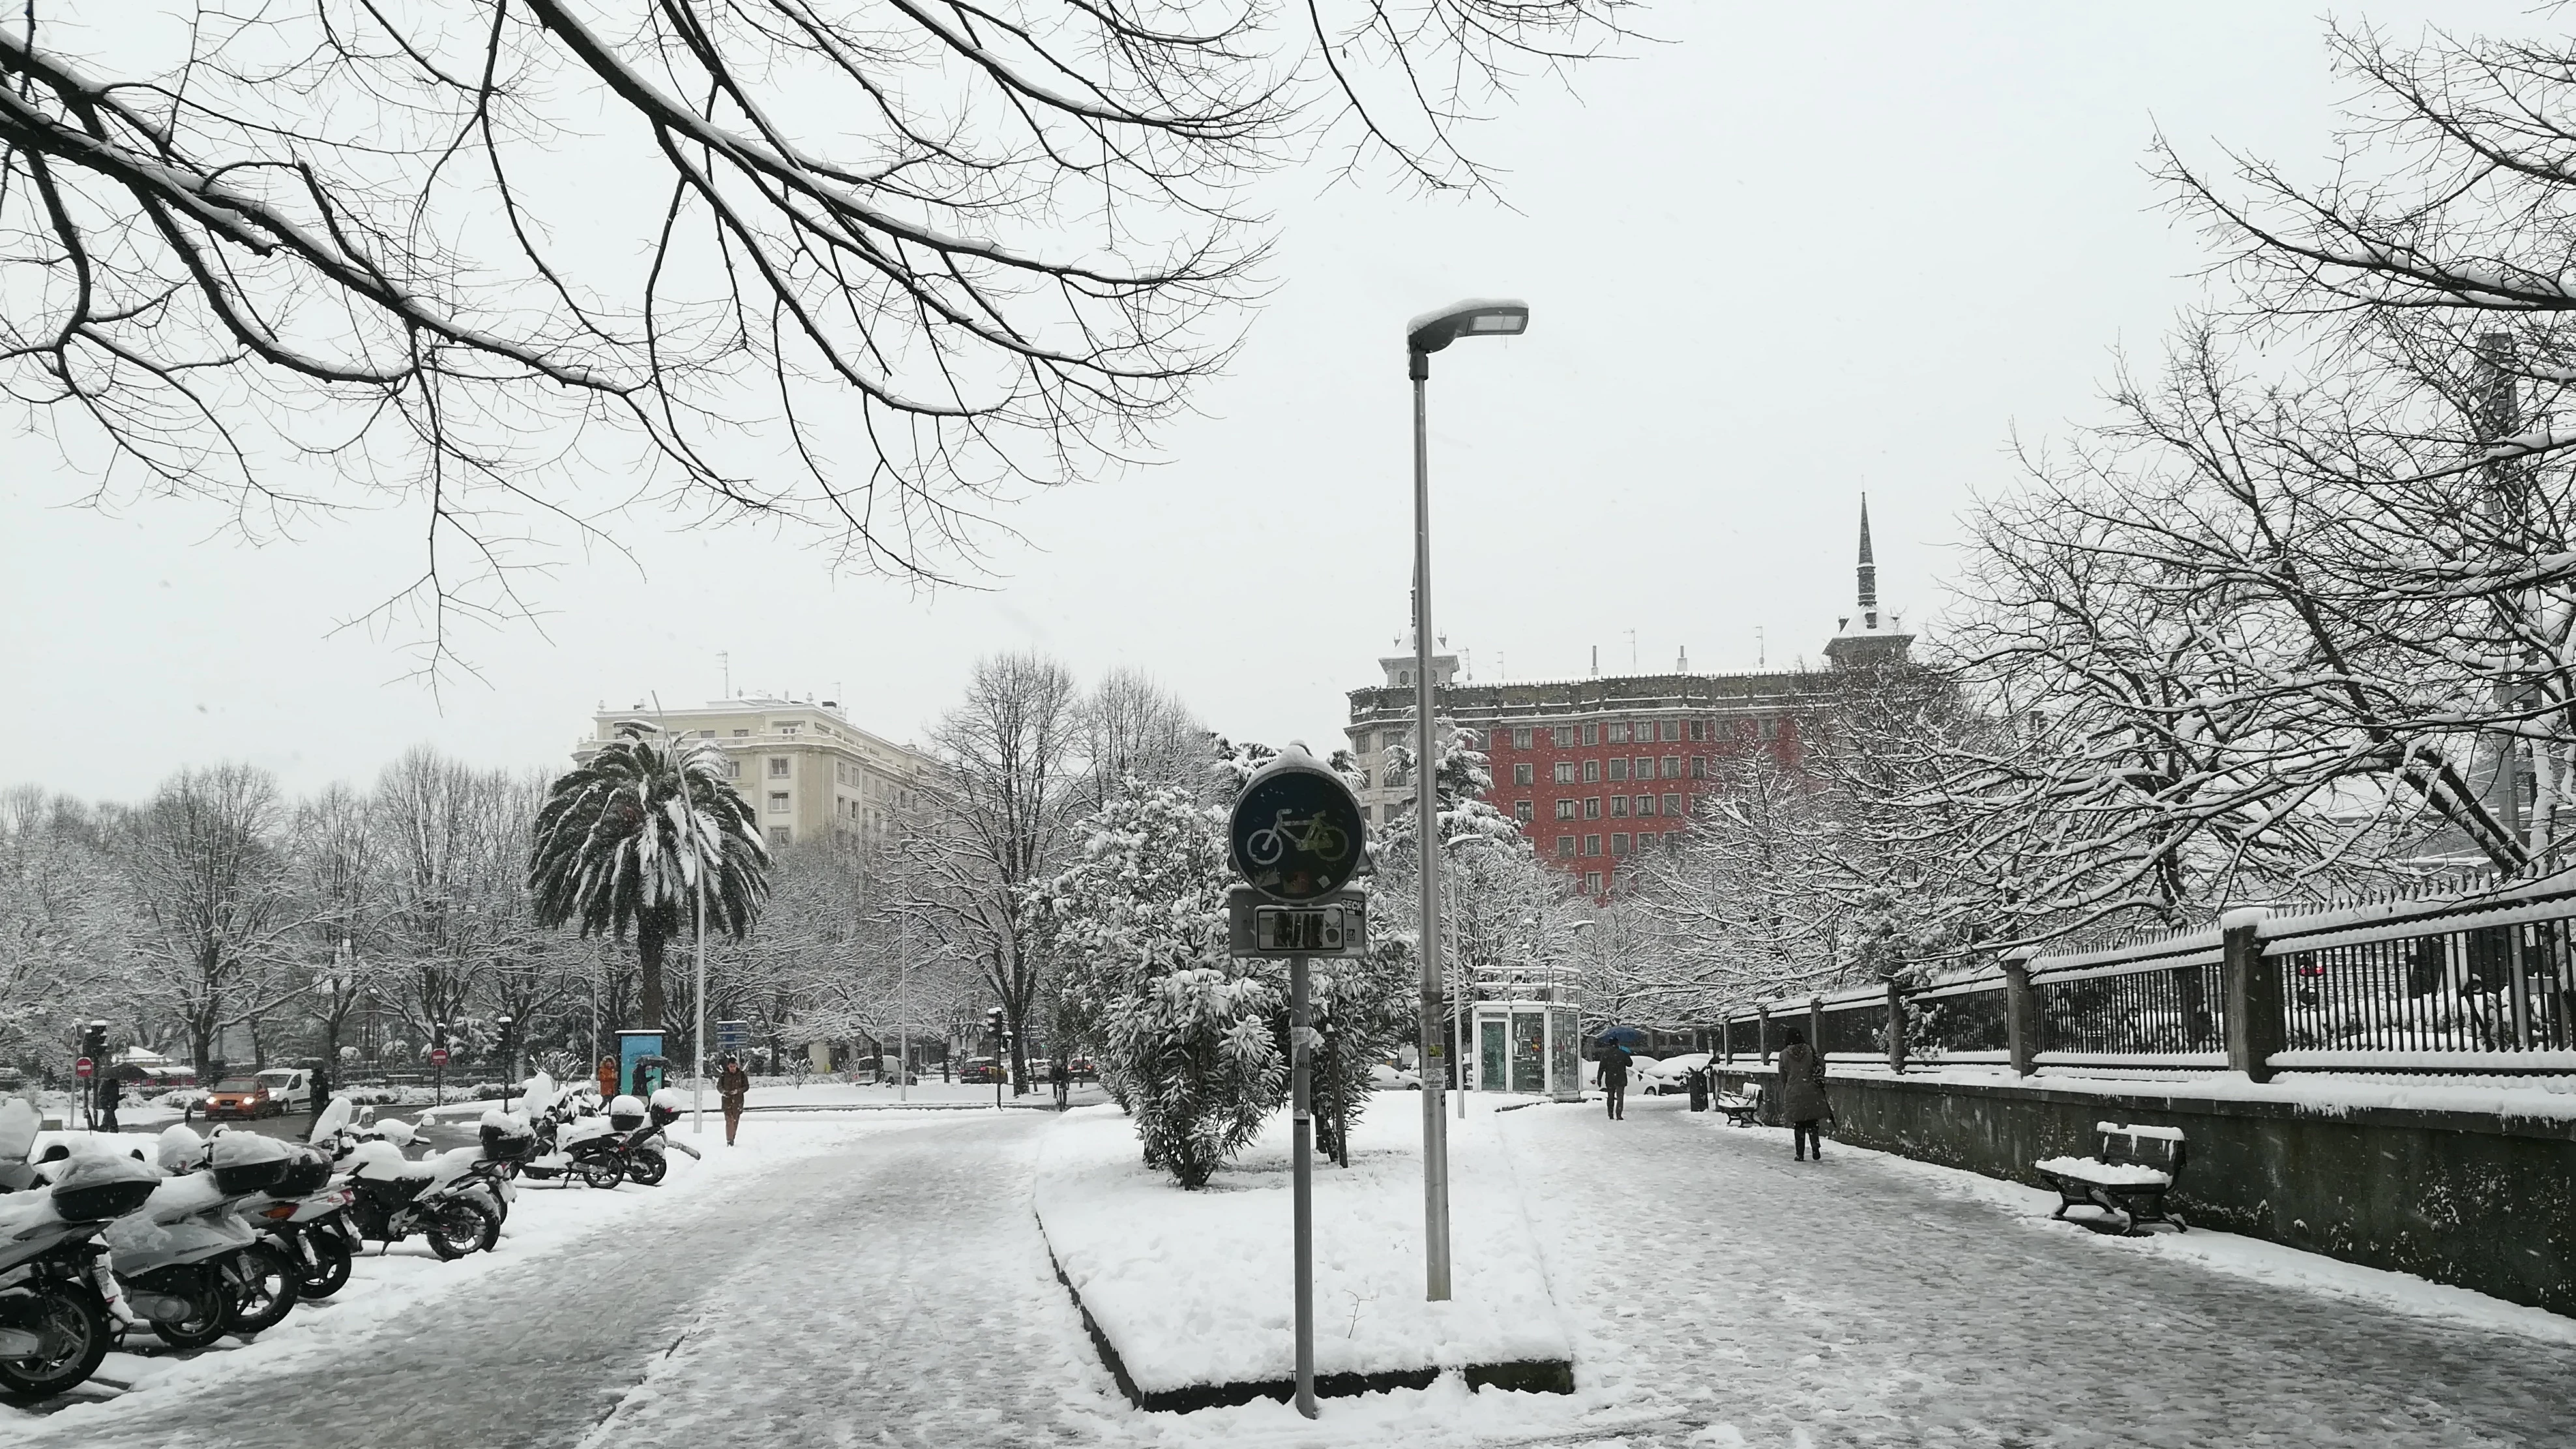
[1689,719,1708,741]
[1663,756,1683,779]
[1609,796,1629,818]
[776,723,801,736]
[732,728,750,738]
[1582,723,1599,746]
[768,826,792,848]
[696,729,715,739]
[1582,871,1603,893]
[1557,835,1577,859]
[1692,756,1709,779]
[1635,794,1657,817]
[767,791,790,814]
[722,758,741,779]
[1515,801,1534,824]
[1553,762,1577,784]
[1583,759,1601,784]
[1663,792,1683,816]
[1610,833,1629,857]
[1607,721,1630,745]
[1583,798,1601,820]
[1633,755,1652,778]
[1661,720,1681,742]
[1359,805,1374,824]
[768,757,790,779]
[1607,758,1628,783]
[1513,727,1534,749]
[1582,835,1601,857]
[1758,718,1780,741]
[1555,799,1577,820]
[1513,762,1534,786]
[1553,726,1576,747]
[1400,670,1414,685]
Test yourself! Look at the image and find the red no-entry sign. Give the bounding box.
[429,1048,449,1068]
[73,1056,93,1080]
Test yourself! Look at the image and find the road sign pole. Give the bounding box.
[1290,951,1318,1419]
[1412,356,1454,1303]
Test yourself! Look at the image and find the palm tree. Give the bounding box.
[527,724,771,1034]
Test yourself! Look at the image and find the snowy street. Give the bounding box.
[15,1100,2576,1448]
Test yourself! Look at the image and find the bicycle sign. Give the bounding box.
[1228,747,1367,903]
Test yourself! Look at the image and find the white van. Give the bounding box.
[255,1068,314,1113]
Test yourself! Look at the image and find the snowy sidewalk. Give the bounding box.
[1503,1095,2576,1447]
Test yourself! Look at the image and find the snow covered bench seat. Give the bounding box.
[1713,1089,1762,1128]
[2034,1122,2187,1235]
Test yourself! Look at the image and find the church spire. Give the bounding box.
[1856,494,1879,627]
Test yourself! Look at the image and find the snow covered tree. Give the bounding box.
[117,764,312,1074]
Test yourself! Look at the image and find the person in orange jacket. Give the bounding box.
[596,1055,619,1103]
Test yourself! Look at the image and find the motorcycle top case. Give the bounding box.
[274,1148,333,1195]
[48,1152,160,1221]
[209,1129,296,1195]
[479,1120,536,1162]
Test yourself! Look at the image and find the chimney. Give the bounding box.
[1590,644,1598,678]
[1677,646,1689,672]
[1857,493,1880,631]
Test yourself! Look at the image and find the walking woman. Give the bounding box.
[1775,1028,1830,1160]
[716,1056,750,1146]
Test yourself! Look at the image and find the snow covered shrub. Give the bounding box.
[1115,966,1284,1188]
[1040,780,1284,1186]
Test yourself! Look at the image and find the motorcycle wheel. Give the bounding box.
[0,1282,111,1405]
[574,1156,624,1190]
[227,1244,301,1336]
[426,1201,496,1262]
[299,1237,354,1300]
[625,1150,668,1188]
[146,1268,232,1351]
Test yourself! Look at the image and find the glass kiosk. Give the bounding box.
[1468,1000,1583,1101]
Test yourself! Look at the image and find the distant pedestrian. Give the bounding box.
[309,1063,331,1131]
[1050,1057,1069,1110]
[596,1056,619,1102]
[1686,1064,1710,1113]
[95,1075,122,1135]
[715,1056,750,1144]
[1597,1043,1630,1121]
[1776,1028,1829,1161]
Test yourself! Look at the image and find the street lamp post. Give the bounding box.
[1405,297,1528,1303]
[691,858,709,1136]
[496,1015,514,1112]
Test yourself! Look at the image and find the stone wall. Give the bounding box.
[1712,1066,2576,1316]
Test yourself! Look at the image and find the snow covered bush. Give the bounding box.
[1039,779,1283,1187]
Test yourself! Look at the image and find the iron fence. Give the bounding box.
[1909,982,2010,1058]
[2031,955,2226,1059]
[2276,916,2576,1054]
[1814,1000,1888,1059]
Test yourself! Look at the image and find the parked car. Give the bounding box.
[1637,1052,1711,1095]
[256,1068,316,1113]
[1369,1063,1423,1091]
[957,1058,1003,1084]
[201,1075,282,1118]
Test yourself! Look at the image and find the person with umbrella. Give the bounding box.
[1593,1026,1642,1121]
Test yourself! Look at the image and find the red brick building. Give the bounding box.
[1348,501,1908,896]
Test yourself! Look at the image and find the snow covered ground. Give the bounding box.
[11,1094,2573,1448]
[1035,1099,1571,1395]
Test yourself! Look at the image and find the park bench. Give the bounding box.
[2035,1122,2187,1235]
[1713,1086,1762,1128]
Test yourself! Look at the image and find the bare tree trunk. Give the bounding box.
[637,921,667,1036]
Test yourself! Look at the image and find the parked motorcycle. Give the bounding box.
[516,1094,627,1190]
[102,1126,299,1348]
[0,1101,158,1403]
[614,1092,702,1188]
[218,1124,359,1305]
[327,1124,500,1261]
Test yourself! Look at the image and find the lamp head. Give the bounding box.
[1406,299,1530,355]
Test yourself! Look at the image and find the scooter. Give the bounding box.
[104,1127,299,1348]
[516,1092,627,1190]
[0,1101,159,1403]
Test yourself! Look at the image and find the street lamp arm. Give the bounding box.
[1406,299,1530,355]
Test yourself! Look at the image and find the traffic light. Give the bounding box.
[77,1021,107,1060]
[985,1007,1005,1040]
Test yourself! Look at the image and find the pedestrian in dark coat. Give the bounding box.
[1776,1028,1829,1160]
[716,1057,750,1145]
[95,1075,122,1135]
[1597,1043,1631,1121]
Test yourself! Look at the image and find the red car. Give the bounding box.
[201,1075,279,1119]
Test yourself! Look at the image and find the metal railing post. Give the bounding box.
[2002,949,2037,1077]
[1886,978,1908,1074]
[2223,908,2281,1083]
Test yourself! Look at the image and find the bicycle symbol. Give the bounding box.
[1243,809,1354,868]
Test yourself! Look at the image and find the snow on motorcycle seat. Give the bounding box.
[607,1095,647,1133]
[274,1147,333,1196]
[209,1129,296,1195]
[48,1153,159,1222]
[479,1111,536,1162]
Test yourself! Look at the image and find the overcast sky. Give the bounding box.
[1,2,2534,803]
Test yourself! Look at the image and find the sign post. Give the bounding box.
[1227,746,1369,1422]
[428,1045,449,1107]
